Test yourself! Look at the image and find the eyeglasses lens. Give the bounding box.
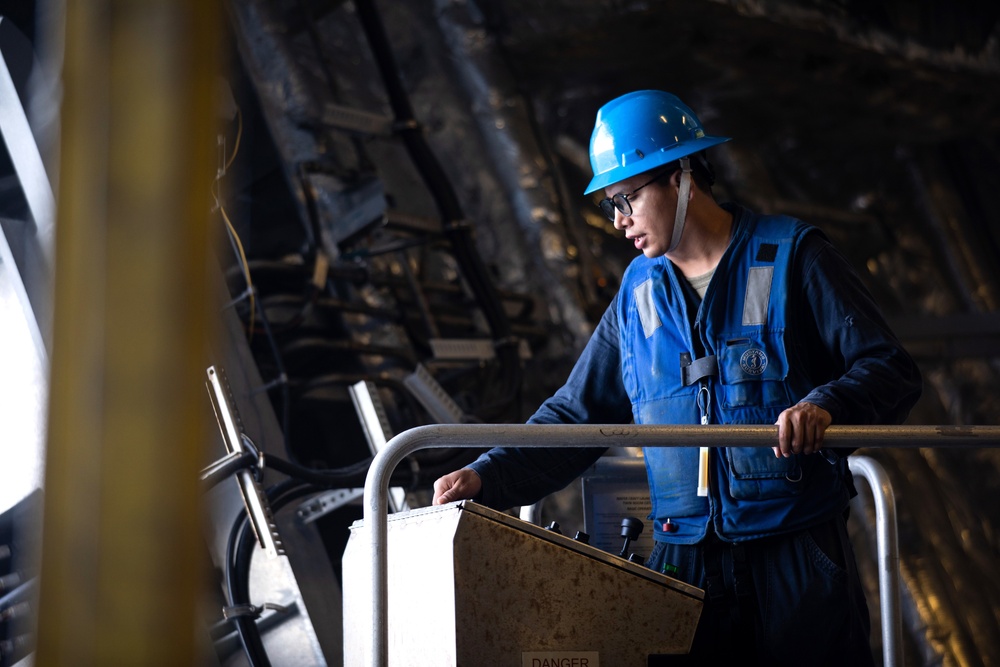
[599,194,630,222]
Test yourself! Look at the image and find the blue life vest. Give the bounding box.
[617,207,851,543]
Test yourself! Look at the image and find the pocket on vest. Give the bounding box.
[717,332,790,409]
[725,447,804,500]
[645,447,710,516]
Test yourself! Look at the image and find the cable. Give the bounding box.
[212,108,294,443]
[262,454,371,488]
[225,512,270,666]
[224,479,310,667]
[215,107,257,341]
[221,204,257,340]
[258,449,476,489]
[225,108,243,173]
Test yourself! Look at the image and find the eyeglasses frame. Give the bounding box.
[597,169,673,222]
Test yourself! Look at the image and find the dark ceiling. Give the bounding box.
[217,0,1000,461]
[475,0,1000,144]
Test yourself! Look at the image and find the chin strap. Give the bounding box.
[667,157,692,253]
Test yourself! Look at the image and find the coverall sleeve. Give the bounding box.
[468,297,634,510]
[795,233,922,425]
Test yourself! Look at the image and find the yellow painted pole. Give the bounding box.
[37,0,222,664]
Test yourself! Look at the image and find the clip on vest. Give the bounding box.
[681,354,718,387]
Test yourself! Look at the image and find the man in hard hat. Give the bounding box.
[432,90,921,665]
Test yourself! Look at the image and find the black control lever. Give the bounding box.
[618,516,644,558]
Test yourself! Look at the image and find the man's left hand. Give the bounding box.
[774,402,832,458]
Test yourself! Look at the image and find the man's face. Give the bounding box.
[603,170,677,258]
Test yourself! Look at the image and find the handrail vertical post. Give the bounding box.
[849,456,902,667]
[363,429,424,667]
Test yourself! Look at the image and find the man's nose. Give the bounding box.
[613,208,628,231]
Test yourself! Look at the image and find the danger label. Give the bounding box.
[521,652,599,667]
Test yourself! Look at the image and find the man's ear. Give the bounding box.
[669,168,696,201]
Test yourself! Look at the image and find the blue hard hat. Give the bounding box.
[584,90,731,195]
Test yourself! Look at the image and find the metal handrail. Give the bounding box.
[362,423,1000,667]
[848,456,901,667]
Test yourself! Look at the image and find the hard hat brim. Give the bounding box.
[583,135,731,195]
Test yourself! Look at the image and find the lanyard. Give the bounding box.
[697,381,711,496]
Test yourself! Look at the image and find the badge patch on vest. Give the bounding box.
[742,266,773,326]
[740,348,768,375]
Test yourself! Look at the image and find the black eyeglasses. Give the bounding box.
[597,169,672,222]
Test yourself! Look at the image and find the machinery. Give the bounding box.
[342,501,703,667]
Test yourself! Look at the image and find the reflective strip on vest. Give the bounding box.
[635,278,662,338]
[742,266,773,326]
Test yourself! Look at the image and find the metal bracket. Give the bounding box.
[403,363,466,424]
[428,337,531,361]
[348,380,408,513]
[295,488,364,525]
[206,365,285,558]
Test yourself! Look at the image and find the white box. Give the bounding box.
[343,501,703,666]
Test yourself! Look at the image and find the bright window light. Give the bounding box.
[0,256,46,514]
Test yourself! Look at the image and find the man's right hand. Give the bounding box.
[432,468,482,505]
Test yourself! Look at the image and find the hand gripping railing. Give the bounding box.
[362,423,1000,667]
